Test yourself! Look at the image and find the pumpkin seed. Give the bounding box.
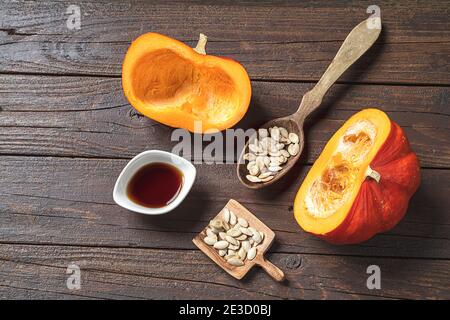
[226,235,239,246]
[206,229,218,240]
[238,247,247,260]
[246,175,261,183]
[258,128,268,138]
[222,221,231,231]
[258,172,273,179]
[222,208,230,223]
[226,228,241,237]
[213,241,229,250]
[219,232,227,240]
[227,257,244,267]
[259,231,265,242]
[256,157,265,171]
[249,165,259,176]
[224,254,237,260]
[218,249,227,257]
[243,153,256,161]
[261,175,274,182]
[237,217,248,228]
[247,247,257,260]
[227,249,236,256]
[289,132,299,144]
[269,166,282,172]
[228,243,240,250]
[203,236,217,246]
[280,149,290,158]
[241,240,251,251]
[239,227,253,236]
[209,219,223,230]
[269,152,281,158]
[270,127,280,141]
[252,232,262,244]
[276,143,285,150]
[229,211,237,225]
[235,234,247,241]
[279,127,289,138]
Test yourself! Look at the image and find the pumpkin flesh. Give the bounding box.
[294,109,420,244]
[122,33,251,132]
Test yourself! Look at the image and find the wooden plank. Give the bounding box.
[0,244,448,299]
[0,75,448,168]
[0,1,449,84]
[0,156,448,259]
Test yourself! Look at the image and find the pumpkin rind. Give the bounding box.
[122,33,251,133]
[294,109,420,244]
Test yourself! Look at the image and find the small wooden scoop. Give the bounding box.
[237,18,381,189]
[193,199,285,281]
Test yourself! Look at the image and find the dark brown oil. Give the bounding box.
[127,162,184,208]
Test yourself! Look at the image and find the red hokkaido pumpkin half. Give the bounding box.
[122,33,251,133]
[294,109,420,244]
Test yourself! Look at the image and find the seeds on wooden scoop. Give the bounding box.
[244,125,299,183]
[201,207,265,268]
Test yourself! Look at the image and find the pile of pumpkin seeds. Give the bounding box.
[203,207,264,267]
[244,126,300,183]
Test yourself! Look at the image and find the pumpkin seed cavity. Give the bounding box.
[305,120,377,218]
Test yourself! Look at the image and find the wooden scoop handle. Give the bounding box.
[255,255,285,282]
[294,17,382,123]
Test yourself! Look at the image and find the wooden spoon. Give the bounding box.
[237,18,381,189]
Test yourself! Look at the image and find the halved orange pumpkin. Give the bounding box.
[122,33,251,132]
[294,109,420,244]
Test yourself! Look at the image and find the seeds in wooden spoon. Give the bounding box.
[201,207,265,267]
[244,125,299,183]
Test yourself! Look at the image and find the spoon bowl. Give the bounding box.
[237,116,305,189]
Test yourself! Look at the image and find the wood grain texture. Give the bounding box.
[1,244,449,300]
[0,75,448,167]
[0,156,448,259]
[0,1,449,84]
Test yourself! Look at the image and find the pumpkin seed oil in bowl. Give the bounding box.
[126,162,184,208]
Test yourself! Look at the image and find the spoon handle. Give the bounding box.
[294,18,381,122]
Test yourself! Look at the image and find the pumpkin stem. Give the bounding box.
[194,33,208,54]
[365,166,381,183]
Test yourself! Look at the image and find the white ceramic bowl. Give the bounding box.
[113,150,196,215]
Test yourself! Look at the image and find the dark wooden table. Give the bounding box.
[0,0,449,300]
